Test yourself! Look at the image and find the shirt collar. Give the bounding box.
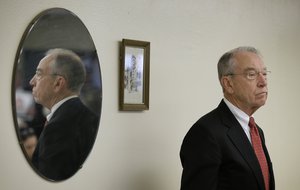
[223,98,250,123]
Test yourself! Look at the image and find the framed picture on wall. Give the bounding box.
[119,39,150,111]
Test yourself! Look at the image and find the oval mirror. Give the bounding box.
[12,8,102,181]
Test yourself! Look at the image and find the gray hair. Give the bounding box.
[46,48,86,93]
[217,46,262,82]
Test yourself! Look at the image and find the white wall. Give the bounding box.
[1,0,300,189]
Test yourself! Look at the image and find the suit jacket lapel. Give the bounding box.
[218,100,266,190]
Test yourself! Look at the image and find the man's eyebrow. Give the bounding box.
[243,67,267,72]
[243,68,256,72]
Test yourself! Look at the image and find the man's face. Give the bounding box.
[29,55,56,109]
[228,52,268,115]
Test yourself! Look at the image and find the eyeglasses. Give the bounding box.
[226,70,271,80]
[34,71,63,80]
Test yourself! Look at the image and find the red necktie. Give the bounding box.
[249,117,269,190]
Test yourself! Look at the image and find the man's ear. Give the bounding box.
[221,76,234,94]
[53,76,66,92]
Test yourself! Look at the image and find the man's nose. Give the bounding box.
[257,73,267,87]
[29,76,35,86]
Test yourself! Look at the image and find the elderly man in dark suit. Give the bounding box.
[30,48,99,181]
[180,47,275,190]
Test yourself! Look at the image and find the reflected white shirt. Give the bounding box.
[46,95,78,122]
[223,98,252,144]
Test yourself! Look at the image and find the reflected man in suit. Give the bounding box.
[30,48,99,181]
[180,47,275,190]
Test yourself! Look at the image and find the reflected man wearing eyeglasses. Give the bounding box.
[180,47,275,190]
[30,48,99,181]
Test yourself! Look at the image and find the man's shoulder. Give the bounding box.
[186,100,232,135]
[196,100,228,125]
[52,98,98,121]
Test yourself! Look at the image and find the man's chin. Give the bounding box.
[256,99,267,108]
[33,97,41,104]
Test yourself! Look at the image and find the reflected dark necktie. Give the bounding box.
[249,117,269,190]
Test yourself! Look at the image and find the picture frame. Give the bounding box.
[119,39,150,111]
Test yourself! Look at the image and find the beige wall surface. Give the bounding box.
[1,0,300,189]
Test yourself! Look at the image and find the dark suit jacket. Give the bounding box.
[32,98,99,181]
[180,100,275,190]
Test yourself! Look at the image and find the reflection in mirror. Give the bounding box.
[12,8,102,181]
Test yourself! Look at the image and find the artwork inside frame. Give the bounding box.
[119,39,150,111]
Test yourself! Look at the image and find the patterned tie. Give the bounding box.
[249,117,269,190]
